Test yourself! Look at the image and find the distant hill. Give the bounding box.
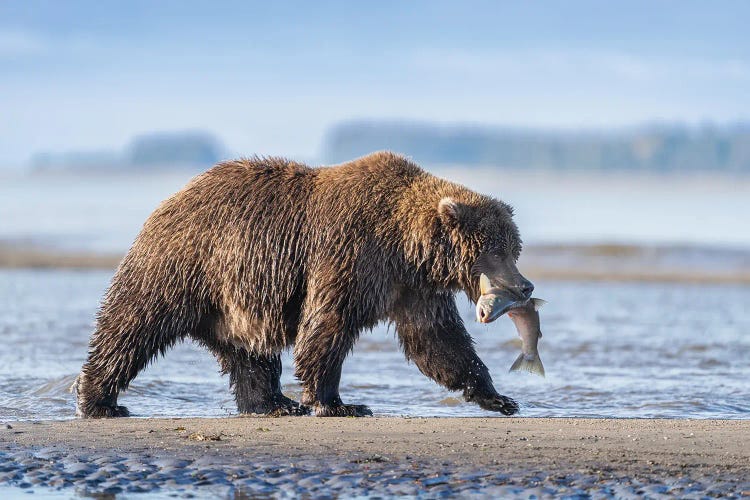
[31,131,224,172]
[322,121,750,172]
[127,132,223,168]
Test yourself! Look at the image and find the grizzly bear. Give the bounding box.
[75,152,534,418]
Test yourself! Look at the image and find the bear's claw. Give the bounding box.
[314,403,373,417]
[472,393,519,415]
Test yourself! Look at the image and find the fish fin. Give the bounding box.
[509,353,545,377]
[479,273,492,295]
[531,298,547,311]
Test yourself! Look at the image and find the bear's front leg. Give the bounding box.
[393,290,519,416]
[293,310,372,417]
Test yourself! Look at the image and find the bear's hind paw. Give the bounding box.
[314,403,372,417]
[239,395,311,417]
[77,404,130,418]
[267,403,311,417]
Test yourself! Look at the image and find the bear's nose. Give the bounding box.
[519,279,534,299]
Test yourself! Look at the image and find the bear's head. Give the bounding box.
[434,194,533,305]
[390,157,533,309]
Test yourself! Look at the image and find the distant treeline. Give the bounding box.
[322,121,750,171]
[32,131,223,172]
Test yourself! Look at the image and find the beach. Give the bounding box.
[1,417,748,497]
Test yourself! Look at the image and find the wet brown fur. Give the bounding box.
[75,152,522,417]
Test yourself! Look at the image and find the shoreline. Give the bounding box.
[1,417,748,496]
[2,242,749,284]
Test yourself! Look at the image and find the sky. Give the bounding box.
[1,0,749,166]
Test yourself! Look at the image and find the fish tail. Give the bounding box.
[509,353,545,377]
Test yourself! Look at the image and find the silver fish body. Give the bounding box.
[507,298,546,377]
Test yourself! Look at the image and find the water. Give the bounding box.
[1,269,748,421]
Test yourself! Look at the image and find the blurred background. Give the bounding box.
[0,1,748,420]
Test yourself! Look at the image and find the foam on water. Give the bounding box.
[0,269,748,420]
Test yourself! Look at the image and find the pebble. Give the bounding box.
[0,448,745,498]
[25,475,44,485]
[32,448,58,460]
[46,477,68,488]
[422,475,452,487]
[63,463,92,477]
[152,457,191,469]
[98,464,124,475]
[0,471,21,482]
[296,476,324,489]
[98,482,123,494]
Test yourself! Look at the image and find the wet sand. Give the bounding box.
[1,417,748,497]
[0,243,121,269]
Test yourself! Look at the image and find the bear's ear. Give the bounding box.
[438,197,462,227]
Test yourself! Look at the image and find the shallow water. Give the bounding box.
[1,269,748,420]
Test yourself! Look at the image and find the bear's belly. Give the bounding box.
[213,308,285,354]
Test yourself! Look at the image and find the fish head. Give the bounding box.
[473,251,534,323]
[476,290,520,323]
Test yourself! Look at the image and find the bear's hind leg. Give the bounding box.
[202,339,308,416]
[76,322,177,418]
[294,312,372,417]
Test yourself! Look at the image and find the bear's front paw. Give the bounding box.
[314,403,373,417]
[471,393,519,416]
